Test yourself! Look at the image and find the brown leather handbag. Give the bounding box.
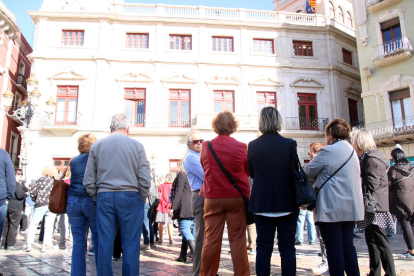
[49,164,70,214]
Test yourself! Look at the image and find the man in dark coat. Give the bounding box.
[0,149,15,241]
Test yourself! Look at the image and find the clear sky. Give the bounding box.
[3,0,274,47]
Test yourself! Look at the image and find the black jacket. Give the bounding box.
[361,149,390,212]
[247,133,297,213]
[8,181,27,211]
[387,163,414,220]
[170,172,194,219]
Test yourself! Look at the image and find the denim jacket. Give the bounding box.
[68,153,90,198]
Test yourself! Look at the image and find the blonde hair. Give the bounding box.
[78,133,97,154]
[58,166,71,179]
[41,165,59,179]
[179,158,186,174]
[351,129,377,152]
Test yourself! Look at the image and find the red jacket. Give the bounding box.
[200,135,250,199]
[156,183,172,213]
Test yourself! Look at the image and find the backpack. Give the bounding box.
[149,174,159,207]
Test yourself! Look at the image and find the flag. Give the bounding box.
[306,0,316,14]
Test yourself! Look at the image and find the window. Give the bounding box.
[298,93,318,130]
[296,10,302,13]
[19,61,25,76]
[13,92,22,111]
[169,89,190,127]
[338,7,344,23]
[126,33,149,49]
[212,37,233,52]
[342,49,353,65]
[169,159,180,178]
[293,41,313,56]
[389,88,414,128]
[348,99,359,126]
[381,18,402,44]
[53,158,71,170]
[169,35,192,50]
[9,132,19,166]
[62,30,84,46]
[55,86,78,125]
[253,39,274,54]
[347,12,353,27]
[329,2,335,18]
[125,88,145,127]
[257,92,277,115]
[214,91,234,112]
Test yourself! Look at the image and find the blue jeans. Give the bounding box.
[96,192,144,276]
[178,218,195,241]
[295,208,316,243]
[142,202,154,245]
[66,196,98,276]
[0,203,8,240]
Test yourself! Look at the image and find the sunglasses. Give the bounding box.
[192,139,204,145]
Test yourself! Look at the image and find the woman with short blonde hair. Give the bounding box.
[25,165,60,252]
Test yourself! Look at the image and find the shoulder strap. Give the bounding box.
[208,141,244,197]
[60,161,71,181]
[392,171,414,185]
[316,149,354,194]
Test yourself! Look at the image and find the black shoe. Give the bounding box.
[353,234,361,239]
[175,256,186,263]
[318,252,323,257]
[386,234,393,239]
[295,241,302,245]
[309,242,315,245]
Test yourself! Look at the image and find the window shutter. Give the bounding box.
[389,88,410,102]
[380,18,400,30]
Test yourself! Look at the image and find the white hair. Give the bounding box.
[110,114,129,132]
[351,129,377,152]
[186,130,201,145]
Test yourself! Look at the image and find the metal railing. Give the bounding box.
[284,117,329,131]
[17,75,27,90]
[54,111,81,125]
[194,114,259,129]
[353,116,414,140]
[372,37,413,62]
[127,114,192,128]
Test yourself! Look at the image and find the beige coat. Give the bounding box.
[304,140,364,223]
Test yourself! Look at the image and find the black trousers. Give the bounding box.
[365,224,396,276]
[113,227,122,258]
[318,221,360,276]
[254,212,298,276]
[397,217,414,251]
[2,208,23,247]
[20,214,28,231]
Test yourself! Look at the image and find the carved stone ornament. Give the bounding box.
[354,0,369,46]
[374,8,407,45]
[61,0,87,11]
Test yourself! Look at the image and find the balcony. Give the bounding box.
[128,114,192,128]
[16,74,27,92]
[43,111,82,136]
[285,117,329,131]
[353,116,414,143]
[367,0,403,13]
[194,114,259,130]
[373,37,413,67]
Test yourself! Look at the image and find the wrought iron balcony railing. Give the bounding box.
[352,116,414,140]
[17,75,27,90]
[127,114,193,128]
[54,111,81,125]
[284,117,329,131]
[372,37,413,63]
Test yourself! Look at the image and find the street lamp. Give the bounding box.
[1,75,56,185]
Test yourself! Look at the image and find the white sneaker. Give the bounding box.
[311,263,329,275]
[87,251,95,256]
[398,252,414,261]
[24,244,32,252]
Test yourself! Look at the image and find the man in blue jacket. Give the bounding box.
[0,149,16,240]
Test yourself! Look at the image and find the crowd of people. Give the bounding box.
[0,108,413,276]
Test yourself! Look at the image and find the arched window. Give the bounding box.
[338,7,344,23]
[347,12,353,27]
[329,2,335,18]
[296,10,302,13]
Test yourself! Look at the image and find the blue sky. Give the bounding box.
[3,0,274,47]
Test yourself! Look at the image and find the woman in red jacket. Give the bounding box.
[155,173,174,244]
[200,111,250,276]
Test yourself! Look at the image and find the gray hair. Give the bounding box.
[259,107,282,134]
[351,129,377,152]
[186,130,201,145]
[110,114,129,132]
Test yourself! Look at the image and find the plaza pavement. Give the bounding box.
[0,227,413,275]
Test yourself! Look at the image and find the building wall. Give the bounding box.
[25,0,361,180]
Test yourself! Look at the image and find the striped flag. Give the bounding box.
[306,0,316,13]
[309,0,316,8]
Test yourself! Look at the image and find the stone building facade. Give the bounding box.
[352,0,414,160]
[25,0,361,179]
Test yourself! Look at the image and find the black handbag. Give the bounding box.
[208,141,255,225]
[363,184,377,214]
[288,139,316,207]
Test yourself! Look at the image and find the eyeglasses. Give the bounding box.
[192,139,204,145]
[16,173,22,176]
